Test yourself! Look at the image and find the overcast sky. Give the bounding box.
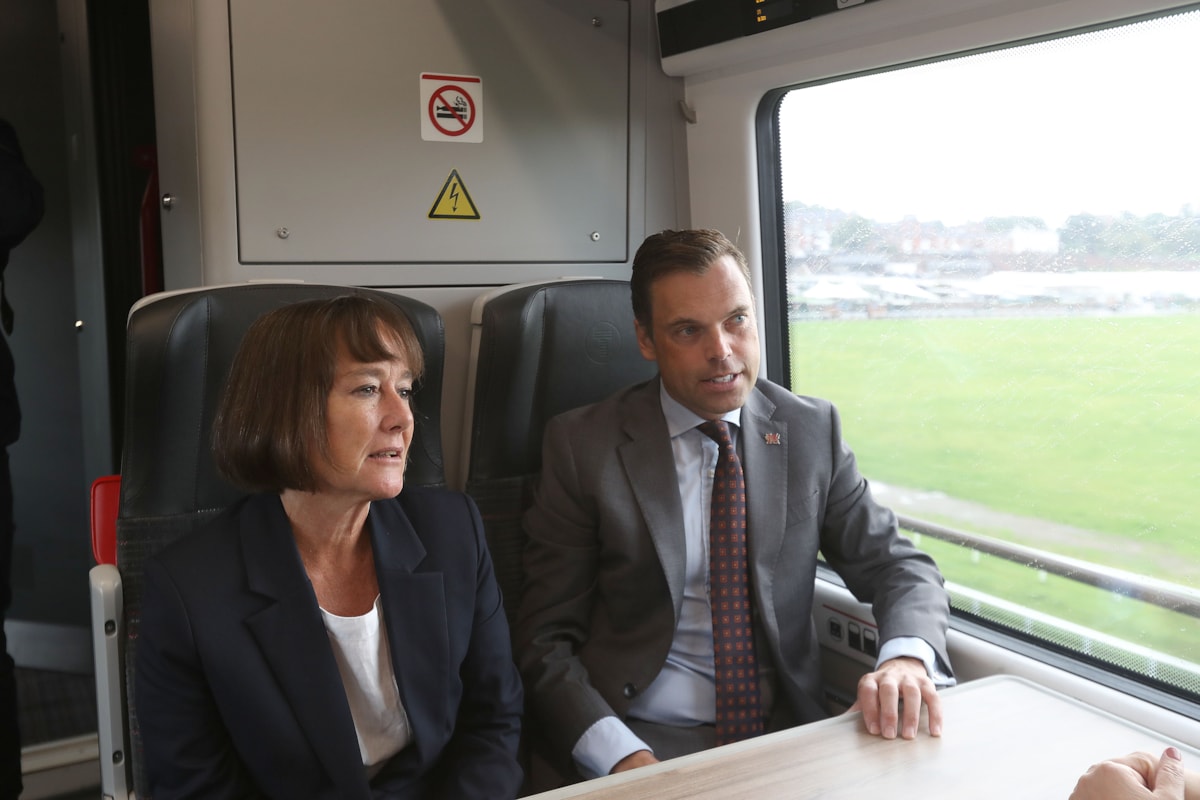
[779,9,1200,229]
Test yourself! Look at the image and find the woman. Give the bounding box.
[135,294,523,799]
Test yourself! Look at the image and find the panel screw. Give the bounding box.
[590,231,601,241]
[276,227,290,240]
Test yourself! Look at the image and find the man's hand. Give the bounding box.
[849,656,942,739]
[610,750,659,774]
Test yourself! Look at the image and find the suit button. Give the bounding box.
[623,683,637,698]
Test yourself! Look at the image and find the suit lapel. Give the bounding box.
[618,379,689,616]
[740,387,788,637]
[239,495,370,800]
[368,499,448,767]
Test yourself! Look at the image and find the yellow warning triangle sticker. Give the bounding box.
[428,169,480,219]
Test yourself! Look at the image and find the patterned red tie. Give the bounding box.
[699,420,763,745]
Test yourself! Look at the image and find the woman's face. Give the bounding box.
[312,343,415,504]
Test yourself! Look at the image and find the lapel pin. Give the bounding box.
[764,433,781,445]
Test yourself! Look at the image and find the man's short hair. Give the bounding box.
[630,228,752,331]
[212,294,424,493]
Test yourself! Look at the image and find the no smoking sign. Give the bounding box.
[420,73,483,143]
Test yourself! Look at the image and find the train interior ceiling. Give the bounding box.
[4,0,1199,796]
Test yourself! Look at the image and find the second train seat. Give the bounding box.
[461,278,658,631]
[89,282,446,799]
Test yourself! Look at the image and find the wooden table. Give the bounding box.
[523,675,1200,799]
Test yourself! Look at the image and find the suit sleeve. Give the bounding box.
[514,413,623,760]
[135,559,266,800]
[428,494,525,799]
[816,402,953,675]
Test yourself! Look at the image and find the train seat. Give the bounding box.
[461,278,656,793]
[87,282,446,799]
[461,277,657,633]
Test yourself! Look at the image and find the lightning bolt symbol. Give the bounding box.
[449,181,460,212]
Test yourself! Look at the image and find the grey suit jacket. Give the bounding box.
[516,377,950,763]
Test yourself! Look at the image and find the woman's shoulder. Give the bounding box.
[375,487,484,562]
[147,493,275,571]
[387,484,478,522]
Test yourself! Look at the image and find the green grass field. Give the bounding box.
[789,312,1200,665]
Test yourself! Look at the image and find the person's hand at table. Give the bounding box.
[1070,747,1194,799]
[849,656,942,739]
[610,750,659,774]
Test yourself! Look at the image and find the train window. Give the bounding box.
[770,8,1200,703]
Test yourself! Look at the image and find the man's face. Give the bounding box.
[635,255,761,420]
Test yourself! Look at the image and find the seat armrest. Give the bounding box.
[90,563,132,799]
[90,475,121,566]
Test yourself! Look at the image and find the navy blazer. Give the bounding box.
[135,487,523,800]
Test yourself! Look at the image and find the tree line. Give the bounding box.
[1059,211,1200,261]
[790,201,1200,262]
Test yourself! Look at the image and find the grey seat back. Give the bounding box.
[462,278,657,630]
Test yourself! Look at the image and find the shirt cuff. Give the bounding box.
[877,636,956,687]
[571,716,653,779]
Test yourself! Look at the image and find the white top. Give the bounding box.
[321,595,412,779]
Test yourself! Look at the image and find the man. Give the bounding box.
[515,228,952,787]
[0,117,44,800]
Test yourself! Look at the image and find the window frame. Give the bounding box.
[754,3,1200,717]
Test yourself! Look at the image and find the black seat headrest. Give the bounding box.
[119,283,446,523]
[466,278,658,484]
